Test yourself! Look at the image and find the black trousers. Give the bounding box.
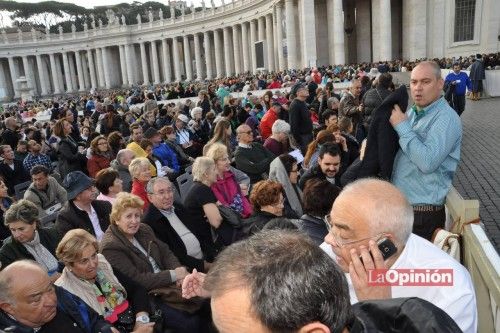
[452,94,466,116]
[412,208,446,241]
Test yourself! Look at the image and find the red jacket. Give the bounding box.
[267,80,282,89]
[131,180,150,211]
[87,154,111,178]
[259,109,279,140]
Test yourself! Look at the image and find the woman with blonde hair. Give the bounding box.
[129,157,152,210]
[202,119,233,157]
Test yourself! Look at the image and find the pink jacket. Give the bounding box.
[211,171,252,218]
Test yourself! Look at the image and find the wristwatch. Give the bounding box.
[136,315,150,324]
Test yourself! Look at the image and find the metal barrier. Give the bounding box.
[446,187,500,333]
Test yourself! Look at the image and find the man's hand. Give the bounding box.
[349,240,391,301]
[175,266,189,286]
[336,135,348,152]
[182,269,210,299]
[389,104,407,127]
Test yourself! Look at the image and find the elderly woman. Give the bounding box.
[263,120,291,156]
[100,193,204,333]
[55,229,154,333]
[87,135,113,178]
[205,143,252,218]
[174,114,201,158]
[244,180,284,235]
[269,154,303,219]
[129,157,152,211]
[184,157,233,247]
[188,107,208,144]
[96,168,123,204]
[0,200,61,279]
[299,179,341,245]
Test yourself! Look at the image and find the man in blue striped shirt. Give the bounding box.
[389,61,462,241]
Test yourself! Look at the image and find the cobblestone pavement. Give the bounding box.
[453,97,500,252]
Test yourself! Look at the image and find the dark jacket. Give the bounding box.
[234,143,275,183]
[0,227,62,269]
[110,159,132,192]
[362,87,392,129]
[57,136,87,179]
[298,165,341,190]
[0,160,30,196]
[56,200,111,238]
[244,210,279,236]
[142,203,215,272]
[350,297,462,333]
[299,214,329,246]
[357,85,408,180]
[0,128,20,150]
[289,99,313,145]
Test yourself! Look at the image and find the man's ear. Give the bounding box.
[0,301,14,316]
[297,322,331,333]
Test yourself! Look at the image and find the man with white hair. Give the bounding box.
[110,149,135,192]
[263,120,291,156]
[321,178,477,333]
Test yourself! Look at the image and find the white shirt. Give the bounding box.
[320,234,477,333]
[160,209,203,260]
[74,203,104,241]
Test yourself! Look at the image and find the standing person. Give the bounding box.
[289,83,313,154]
[469,54,486,101]
[390,61,462,241]
[339,79,364,142]
[444,63,472,116]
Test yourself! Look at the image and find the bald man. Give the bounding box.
[390,61,462,241]
[0,260,116,333]
[320,178,477,333]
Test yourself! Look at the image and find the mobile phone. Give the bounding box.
[359,237,397,263]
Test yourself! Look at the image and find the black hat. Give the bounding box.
[64,171,94,201]
[144,127,160,139]
[290,83,307,96]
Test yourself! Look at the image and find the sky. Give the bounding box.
[11,0,223,9]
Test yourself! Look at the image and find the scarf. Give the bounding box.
[23,230,59,274]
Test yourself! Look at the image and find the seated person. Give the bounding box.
[100,192,206,333]
[144,177,216,273]
[0,145,30,196]
[23,165,67,218]
[0,200,61,280]
[95,168,124,204]
[55,229,155,333]
[110,149,135,193]
[0,180,13,242]
[268,154,303,219]
[129,157,153,211]
[56,171,112,242]
[244,180,284,236]
[299,142,342,190]
[263,120,291,157]
[23,140,53,173]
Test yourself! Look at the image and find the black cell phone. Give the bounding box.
[360,237,397,263]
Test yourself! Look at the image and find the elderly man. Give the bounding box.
[263,120,291,156]
[233,124,275,184]
[299,142,343,190]
[0,145,30,196]
[23,140,53,173]
[0,260,118,333]
[321,178,477,333]
[110,148,135,192]
[339,79,363,140]
[182,231,462,333]
[0,117,20,150]
[143,177,215,273]
[23,165,67,218]
[289,83,313,153]
[390,61,462,241]
[55,171,111,241]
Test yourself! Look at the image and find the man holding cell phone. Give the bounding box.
[444,63,472,116]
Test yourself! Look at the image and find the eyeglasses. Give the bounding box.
[324,215,383,248]
[151,188,174,196]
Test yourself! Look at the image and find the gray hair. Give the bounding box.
[192,156,215,182]
[146,176,171,194]
[128,157,150,179]
[190,107,203,118]
[116,149,135,165]
[4,199,39,226]
[327,97,340,109]
[271,120,291,135]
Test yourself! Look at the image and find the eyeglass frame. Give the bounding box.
[323,214,384,248]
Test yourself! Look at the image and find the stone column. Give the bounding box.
[249,20,257,72]
[140,42,150,85]
[193,33,203,80]
[172,38,182,81]
[119,45,129,86]
[95,48,105,88]
[49,54,62,94]
[68,53,78,91]
[161,39,172,82]
[402,0,427,60]
[241,23,249,72]
[232,25,241,75]
[8,57,20,98]
[125,44,135,85]
[21,56,36,95]
[81,53,90,89]
[61,52,73,92]
[299,0,317,67]
[275,3,285,71]
[257,17,265,41]
[213,29,223,78]
[379,0,392,61]
[203,31,213,80]
[55,55,65,91]
[223,27,233,76]
[333,0,345,65]
[355,0,371,63]
[183,35,193,81]
[87,49,97,90]
[36,55,49,95]
[265,14,275,71]
[285,0,298,69]
[101,47,112,89]
[74,51,85,91]
[151,41,161,84]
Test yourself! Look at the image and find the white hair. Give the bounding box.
[271,120,291,135]
[190,107,203,118]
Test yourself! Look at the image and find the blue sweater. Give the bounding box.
[444,71,472,95]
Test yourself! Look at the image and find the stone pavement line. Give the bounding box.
[453,97,500,253]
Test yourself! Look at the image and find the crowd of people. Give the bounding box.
[0,55,481,333]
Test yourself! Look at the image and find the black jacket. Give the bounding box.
[357,85,408,180]
[57,136,87,179]
[56,200,111,238]
[244,210,279,236]
[0,160,30,196]
[0,227,62,269]
[298,165,341,190]
[142,203,216,272]
[299,214,329,246]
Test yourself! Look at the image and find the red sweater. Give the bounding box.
[131,180,150,211]
[87,154,111,178]
[259,109,279,140]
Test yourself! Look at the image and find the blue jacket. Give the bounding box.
[153,143,180,172]
[444,71,472,95]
